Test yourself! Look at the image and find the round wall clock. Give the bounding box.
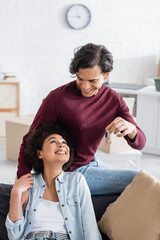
[66,4,91,30]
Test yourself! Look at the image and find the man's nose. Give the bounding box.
[82,81,90,89]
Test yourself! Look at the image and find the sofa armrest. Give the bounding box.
[0,184,13,240]
[91,194,120,240]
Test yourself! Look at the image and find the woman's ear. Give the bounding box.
[37,150,43,159]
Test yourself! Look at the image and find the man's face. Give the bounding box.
[76,65,109,97]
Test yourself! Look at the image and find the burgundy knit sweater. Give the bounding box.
[17,81,146,177]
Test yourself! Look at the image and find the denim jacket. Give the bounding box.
[5,171,102,240]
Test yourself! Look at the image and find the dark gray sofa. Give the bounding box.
[0,183,120,240]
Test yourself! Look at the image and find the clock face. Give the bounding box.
[66,4,91,30]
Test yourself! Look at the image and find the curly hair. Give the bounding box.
[25,122,74,174]
[69,43,113,74]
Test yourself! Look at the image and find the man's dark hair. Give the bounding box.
[25,122,73,174]
[69,43,113,74]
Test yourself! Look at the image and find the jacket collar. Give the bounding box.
[33,171,64,188]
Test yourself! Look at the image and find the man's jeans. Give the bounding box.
[74,157,138,195]
[26,238,70,240]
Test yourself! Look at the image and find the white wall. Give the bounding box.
[0,0,160,115]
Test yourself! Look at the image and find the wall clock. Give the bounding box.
[66,4,91,30]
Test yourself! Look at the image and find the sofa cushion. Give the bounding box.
[98,170,160,240]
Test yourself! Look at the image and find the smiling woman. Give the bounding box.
[37,134,70,167]
[25,123,73,174]
[5,122,102,240]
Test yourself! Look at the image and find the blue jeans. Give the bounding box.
[74,157,138,195]
[26,238,70,240]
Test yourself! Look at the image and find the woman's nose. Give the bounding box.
[58,142,64,147]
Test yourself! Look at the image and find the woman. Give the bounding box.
[17,43,146,194]
[6,123,102,240]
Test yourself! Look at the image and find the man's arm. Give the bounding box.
[105,95,146,150]
[17,91,57,178]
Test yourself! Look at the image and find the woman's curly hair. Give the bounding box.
[25,122,74,174]
[69,43,113,74]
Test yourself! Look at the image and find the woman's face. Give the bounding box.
[38,134,70,165]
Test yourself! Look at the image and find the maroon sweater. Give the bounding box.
[17,81,146,177]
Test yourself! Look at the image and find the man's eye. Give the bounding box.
[62,141,67,144]
[50,141,56,144]
[89,80,97,83]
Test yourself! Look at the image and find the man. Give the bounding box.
[17,43,146,194]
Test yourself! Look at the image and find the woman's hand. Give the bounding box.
[12,173,34,196]
[105,117,137,140]
[9,173,33,222]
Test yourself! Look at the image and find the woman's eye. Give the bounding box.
[62,141,67,144]
[50,141,56,144]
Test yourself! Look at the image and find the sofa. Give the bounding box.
[0,183,120,240]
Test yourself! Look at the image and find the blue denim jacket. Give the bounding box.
[5,171,102,240]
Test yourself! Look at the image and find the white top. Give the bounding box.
[30,198,67,234]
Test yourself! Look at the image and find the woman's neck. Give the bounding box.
[43,166,62,189]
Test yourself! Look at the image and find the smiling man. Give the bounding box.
[17,43,146,195]
[76,65,109,97]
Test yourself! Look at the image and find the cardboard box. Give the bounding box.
[5,116,34,161]
[98,133,132,154]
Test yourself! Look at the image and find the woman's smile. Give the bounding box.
[55,149,67,155]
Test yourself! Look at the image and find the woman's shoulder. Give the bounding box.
[63,171,84,182]
[31,173,45,188]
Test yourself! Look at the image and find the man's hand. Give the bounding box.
[12,173,33,196]
[105,117,137,140]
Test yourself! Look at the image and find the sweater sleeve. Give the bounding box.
[117,94,146,150]
[17,91,57,178]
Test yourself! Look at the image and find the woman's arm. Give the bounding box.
[9,173,33,222]
[79,175,102,240]
[5,174,33,240]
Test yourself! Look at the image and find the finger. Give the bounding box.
[105,117,122,131]
[26,182,34,190]
[114,124,127,135]
[26,176,33,182]
[117,130,128,137]
[27,178,34,184]
[108,122,124,134]
[21,173,32,180]
[26,173,32,178]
